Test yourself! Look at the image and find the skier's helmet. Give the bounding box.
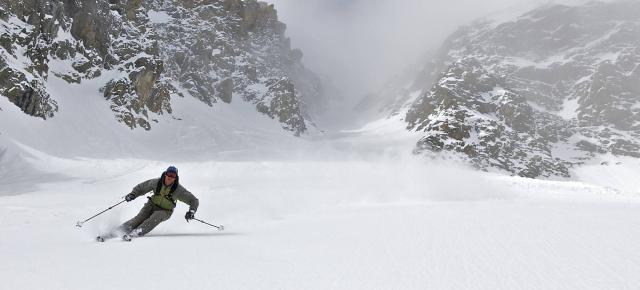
[166,166,178,176]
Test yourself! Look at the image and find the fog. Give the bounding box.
[266,0,601,103]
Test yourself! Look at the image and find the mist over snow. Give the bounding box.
[266,0,529,100]
[266,0,624,104]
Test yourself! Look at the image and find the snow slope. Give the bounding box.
[1,116,640,289]
[1,158,639,290]
[0,72,303,161]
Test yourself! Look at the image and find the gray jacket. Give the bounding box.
[130,178,199,212]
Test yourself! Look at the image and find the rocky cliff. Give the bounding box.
[405,1,640,177]
[0,0,323,135]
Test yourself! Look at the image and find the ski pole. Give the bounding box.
[193,218,225,231]
[76,200,126,228]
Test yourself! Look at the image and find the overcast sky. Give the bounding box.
[265,0,586,101]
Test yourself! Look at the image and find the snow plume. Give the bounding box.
[205,157,510,220]
[0,141,511,220]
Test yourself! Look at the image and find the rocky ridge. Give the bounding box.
[0,0,322,135]
[405,1,640,177]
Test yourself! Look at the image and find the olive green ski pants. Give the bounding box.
[121,200,173,236]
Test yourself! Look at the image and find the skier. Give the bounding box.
[97,166,199,241]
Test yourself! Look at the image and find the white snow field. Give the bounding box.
[1,146,640,290]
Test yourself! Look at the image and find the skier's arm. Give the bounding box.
[176,185,199,212]
[129,179,158,198]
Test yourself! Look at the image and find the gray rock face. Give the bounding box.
[0,1,59,119]
[0,0,321,134]
[406,1,640,177]
[407,59,570,177]
[146,0,316,135]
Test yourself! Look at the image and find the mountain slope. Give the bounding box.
[0,0,323,135]
[403,1,640,177]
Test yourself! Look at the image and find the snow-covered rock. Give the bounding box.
[0,0,323,135]
[403,1,640,177]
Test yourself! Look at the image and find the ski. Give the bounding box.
[96,233,116,242]
[95,235,132,242]
[96,233,128,242]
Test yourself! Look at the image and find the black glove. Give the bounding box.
[185,210,195,221]
[125,193,136,202]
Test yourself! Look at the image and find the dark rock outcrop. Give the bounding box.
[0,0,322,134]
[405,1,640,177]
